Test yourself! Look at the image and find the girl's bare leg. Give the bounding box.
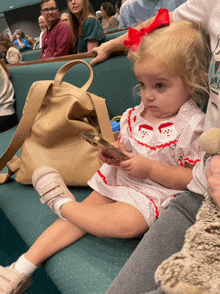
[60,191,149,239]
[24,191,113,266]
[24,191,148,266]
[24,218,86,266]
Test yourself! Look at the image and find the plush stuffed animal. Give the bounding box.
[155,127,220,294]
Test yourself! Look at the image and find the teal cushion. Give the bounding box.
[21,49,41,61]
[0,209,61,294]
[105,27,119,33]
[104,30,128,42]
[0,181,139,293]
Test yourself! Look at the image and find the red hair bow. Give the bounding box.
[124,9,170,51]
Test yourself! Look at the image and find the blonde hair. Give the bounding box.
[128,21,211,107]
[61,12,70,19]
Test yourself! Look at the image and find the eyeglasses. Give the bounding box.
[41,7,57,13]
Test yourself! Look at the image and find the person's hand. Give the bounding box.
[98,142,127,165]
[90,42,112,66]
[206,155,220,208]
[120,152,152,179]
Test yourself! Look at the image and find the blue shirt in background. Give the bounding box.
[119,0,186,29]
[13,38,30,51]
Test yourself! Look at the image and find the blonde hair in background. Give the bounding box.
[128,21,211,108]
[61,12,70,19]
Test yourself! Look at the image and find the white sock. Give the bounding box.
[53,198,74,221]
[14,254,38,275]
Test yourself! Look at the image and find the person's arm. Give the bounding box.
[90,12,174,66]
[0,59,10,77]
[120,152,192,190]
[87,40,99,53]
[206,155,220,208]
[16,36,26,49]
[83,18,105,53]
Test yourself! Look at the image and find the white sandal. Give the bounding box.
[0,263,32,294]
[32,165,75,218]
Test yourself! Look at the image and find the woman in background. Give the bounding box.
[101,2,119,30]
[67,0,105,53]
[12,30,31,51]
[0,34,22,64]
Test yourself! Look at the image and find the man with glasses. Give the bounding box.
[40,0,73,59]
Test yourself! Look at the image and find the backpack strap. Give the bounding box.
[0,81,53,184]
[89,93,115,143]
[55,60,115,143]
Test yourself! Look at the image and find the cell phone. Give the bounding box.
[80,133,129,161]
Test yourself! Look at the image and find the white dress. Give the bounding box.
[88,99,205,226]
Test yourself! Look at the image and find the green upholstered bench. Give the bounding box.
[104,30,128,42]
[21,49,42,61]
[105,27,119,33]
[20,31,128,63]
[0,55,141,294]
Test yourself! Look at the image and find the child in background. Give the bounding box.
[0,15,210,292]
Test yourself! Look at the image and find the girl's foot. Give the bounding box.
[32,165,75,220]
[0,263,33,294]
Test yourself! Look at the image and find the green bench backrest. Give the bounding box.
[21,49,41,61]
[104,30,128,42]
[9,55,139,122]
[20,31,128,62]
[105,27,119,33]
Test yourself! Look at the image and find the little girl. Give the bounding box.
[0,18,210,292]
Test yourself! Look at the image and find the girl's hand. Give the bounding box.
[206,155,220,208]
[98,142,127,166]
[120,152,152,179]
